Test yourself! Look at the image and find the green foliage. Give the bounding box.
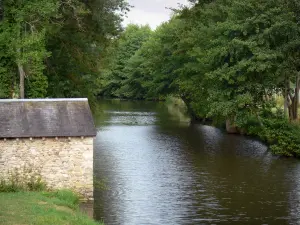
[46,0,130,101]
[0,0,129,99]
[236,114,300,157]
[26,72,48,98]
[0,64,13,98]
[100,24,152,98]
[0,167,46,193]
[2,0,300,156]
[98,0,300,156]
[0,0,57,98]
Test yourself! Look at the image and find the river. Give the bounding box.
[93,100,300,225]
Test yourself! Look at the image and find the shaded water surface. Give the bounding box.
[93,100,300,225]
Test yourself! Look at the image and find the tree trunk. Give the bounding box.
[226,118,238,134]
[294,74,299,120]
[284,96,288,117]
[284,79,288,117]
[18,63,25,99]
[17,22,25,99]
[287,74,300,122]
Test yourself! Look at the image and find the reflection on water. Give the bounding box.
[93,100,300,225]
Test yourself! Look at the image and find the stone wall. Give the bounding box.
[0,137,93,201]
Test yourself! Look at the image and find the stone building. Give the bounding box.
[0,98,96,200]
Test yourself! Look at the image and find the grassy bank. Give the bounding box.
[0,190,103,225]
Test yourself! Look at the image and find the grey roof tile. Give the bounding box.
[0,99,97,138]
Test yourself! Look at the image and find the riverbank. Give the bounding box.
[163,96,300,158]
[0,190,103,225]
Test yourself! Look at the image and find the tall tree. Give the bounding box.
[0,0,58,98]
[0,0,129,99]
[45,0,130,101]
[100,24,152,98]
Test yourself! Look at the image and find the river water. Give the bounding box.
[93,100,300,225]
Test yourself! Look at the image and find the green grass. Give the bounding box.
[0,190,103,225]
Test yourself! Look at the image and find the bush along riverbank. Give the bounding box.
[205,112,300,158]
[165,96,300,158]
[0,174,102,225]
[235,115,300,157]
[201,105,300,158]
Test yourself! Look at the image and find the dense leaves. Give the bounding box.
[0,0,129,99]
[100,24,152,98]
[100,0,300,157]
[2,0,300,156]
[46,0,130,101]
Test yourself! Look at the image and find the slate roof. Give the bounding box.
[0,99,97,138]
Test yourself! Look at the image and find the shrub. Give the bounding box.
[236,114,300,157]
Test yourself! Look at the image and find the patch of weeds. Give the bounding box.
[0,165,46,192]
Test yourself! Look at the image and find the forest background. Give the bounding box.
[1,0,300,157]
